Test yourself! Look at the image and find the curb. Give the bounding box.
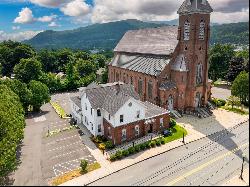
[83,119,249,186]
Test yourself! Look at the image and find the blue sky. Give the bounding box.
[0,0,249,41]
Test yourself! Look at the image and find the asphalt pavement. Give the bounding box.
[89,122,249,186]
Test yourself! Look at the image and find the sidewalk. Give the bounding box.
[61,117,249,186]
[223,168,249,186]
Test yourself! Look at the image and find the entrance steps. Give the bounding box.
[196,107,213,118]
[170,109,182,119]
[207,101,216,110]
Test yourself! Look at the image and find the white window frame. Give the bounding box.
[122,129,127,141]
[135,125,139,137]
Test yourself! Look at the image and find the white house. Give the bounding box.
[70,82,170,145]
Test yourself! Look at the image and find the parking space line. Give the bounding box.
[48,141,82,152]
[51,149,84,159]
[47,135,78,145]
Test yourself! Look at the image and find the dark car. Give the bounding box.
[163,130,172,137]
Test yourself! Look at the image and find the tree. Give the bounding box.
[90,54,107,69]
[39,72,64,93]
[0,85,25,179]
[227,96,241,109]
[75,59,97,77]
[74,51,90,60]
[0,41,35,76]
[231,71,249,105]
[65,62,79,90]
[37,49,58,73]
[29,80,51,111]
[0,79,32,112]
[14,58,43,83]
[209,44,235,81]
[80,160,88,173]
[225,56,245,83]
[56,49,74,72]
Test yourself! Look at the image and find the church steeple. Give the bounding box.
[177,0,213,15]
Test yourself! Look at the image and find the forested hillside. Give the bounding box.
[24,20,249,50]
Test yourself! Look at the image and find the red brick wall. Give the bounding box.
[103,113,170,145]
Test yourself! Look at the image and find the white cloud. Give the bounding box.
[14,7,35,24]
[48,21,60,27]
[12,26,21,30]
[60,0,91,17]
[37,14,57,22]
[91,0,249,24]
[29,0,69,8]
[0,30,42,42]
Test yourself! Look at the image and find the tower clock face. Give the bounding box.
[184,20,190,41]
[199,20,205,40]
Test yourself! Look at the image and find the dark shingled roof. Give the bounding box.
[114,26,178,55]
[178,0,213,15]
[85,83,140,115]
[110,53,170,76]
[144,101,169,119]
[70,96,82,109]
[159,82,177,90]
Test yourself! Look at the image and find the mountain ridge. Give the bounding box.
[24,19,249,50]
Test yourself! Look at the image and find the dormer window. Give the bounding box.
[184,20,190,41]
[120,115,124,123]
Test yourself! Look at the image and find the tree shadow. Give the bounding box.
[26,110,50,119]
[177,110,249,163]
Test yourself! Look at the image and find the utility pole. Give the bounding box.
[240,154,246,180]
[182,132,185,144]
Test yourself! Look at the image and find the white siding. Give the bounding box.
[70,101,82,124]
[113,99,145,128]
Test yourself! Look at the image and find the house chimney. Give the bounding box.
[115,82,121,95]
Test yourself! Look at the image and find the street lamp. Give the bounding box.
[240,153,246,180]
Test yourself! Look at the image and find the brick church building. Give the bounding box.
[108,0,214,117]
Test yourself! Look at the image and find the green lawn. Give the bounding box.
[221,105,249,115]
[164,125,188,143]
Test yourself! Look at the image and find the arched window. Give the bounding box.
[168,95,174,110]
[148,81,153,99]
[135,125,139,137]
[184,20,190,41]
[196,63,203,85]
[199,20,205,40]
[122,129,127,141]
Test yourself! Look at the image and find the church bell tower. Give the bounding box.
[177,0,213,109]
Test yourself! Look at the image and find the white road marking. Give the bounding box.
[48,141,82,152]
[51,149,84,159]
[47,135,78,145]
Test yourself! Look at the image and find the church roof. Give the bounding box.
[178,0,213,15]
[110,53,170,77]
[114,26,178,56]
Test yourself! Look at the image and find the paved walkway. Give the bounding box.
[223,168,249,186]
[61,111,249,186]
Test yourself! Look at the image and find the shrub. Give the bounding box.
[161,138,166,145]
[134,145,141,152]
[128,147,136,155]
[98,143,106,150]
[155,139,161,146]
[140,143,146,150]
[150,141,156,148]
[115,150,123,159]
[122,150,130,157]
[170,118,177,128]
[110,154,117,161]
[145,141,151,149]
[104,140,115,150]
[80,160,88,172]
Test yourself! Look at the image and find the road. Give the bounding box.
[89,122,249,186]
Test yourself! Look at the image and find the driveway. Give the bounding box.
[12,92,96,186]
[211,86,231,100]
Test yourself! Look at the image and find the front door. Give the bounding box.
[195,92,202,108]
[148,124,153,134]
[168,95,174,110]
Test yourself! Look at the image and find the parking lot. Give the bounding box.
[13,91,96,186]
